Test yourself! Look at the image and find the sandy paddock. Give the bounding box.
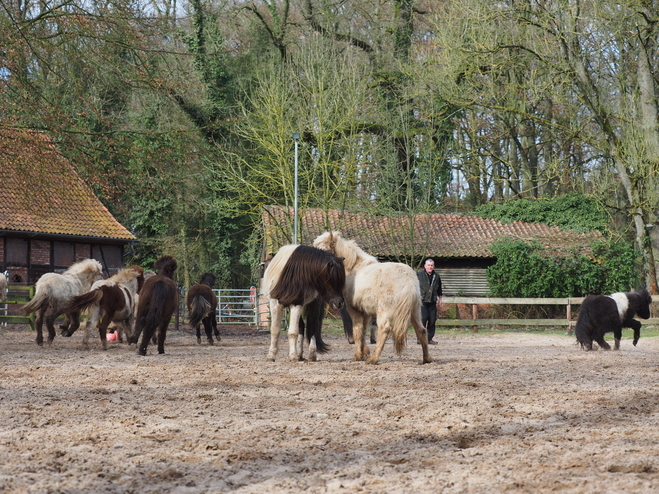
[1,323,659,493]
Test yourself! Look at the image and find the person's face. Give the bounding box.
[424,260,435,274]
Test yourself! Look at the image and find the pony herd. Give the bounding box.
[18,255,219,356]
[14,231,656,361]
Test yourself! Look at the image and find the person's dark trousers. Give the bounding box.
[421,301,437,342]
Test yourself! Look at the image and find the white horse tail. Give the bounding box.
[392,290,420,356]
[21,286,51,315]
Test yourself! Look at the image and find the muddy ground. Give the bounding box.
[1,323,659,493]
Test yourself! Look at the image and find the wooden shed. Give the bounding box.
[0,127,136,285]
[261,205,605,296]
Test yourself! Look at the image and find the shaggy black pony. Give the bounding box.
[130,255,179,356]
[187,272,219,345]
[575,289,652,350]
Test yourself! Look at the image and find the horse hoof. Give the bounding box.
[61,330,70,337]
[366,358,379,365]
[197,338,201,345]
[208,339,214,346]
[138,349,147,356]
[423,357,433,364]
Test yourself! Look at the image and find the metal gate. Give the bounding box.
[179,287,262,326]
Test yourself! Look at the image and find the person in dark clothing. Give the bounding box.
[417,258,442,345]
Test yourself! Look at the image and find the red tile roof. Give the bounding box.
[262,205,605,259]
[0,127,135,241]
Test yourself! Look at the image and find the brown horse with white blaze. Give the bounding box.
[262,244,346,362]
[64,265,145,349]
[130,256,178,356]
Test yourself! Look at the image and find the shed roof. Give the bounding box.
[262,205,605,260]
[0,127,135,242]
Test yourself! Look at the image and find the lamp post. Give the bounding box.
[293,132,300,244]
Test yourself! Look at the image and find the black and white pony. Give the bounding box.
[262,244,346,362]
[575,289,652,350]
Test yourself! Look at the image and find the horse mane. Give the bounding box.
[199,272,216,288]
[110,265,145,285]
[154,256,177,279]
[270,245,345,307]
[314,231,377,274]
[63,259,103,278]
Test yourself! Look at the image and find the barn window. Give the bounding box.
[54,242,74,268]
[6,237,28,266]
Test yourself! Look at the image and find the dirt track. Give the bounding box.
[1,323,659,493]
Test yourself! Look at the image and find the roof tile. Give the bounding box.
[0,127,135,241]
[262,205,605,259]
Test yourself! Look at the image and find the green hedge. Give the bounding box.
[486,239,641,297]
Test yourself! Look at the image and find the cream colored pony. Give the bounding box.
[313,231,432,364]
[21,259,104,346]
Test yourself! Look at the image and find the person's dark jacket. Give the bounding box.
[417,269,442,304]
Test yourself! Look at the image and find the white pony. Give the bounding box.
[21,259,104,346]
[313,231,432,365]
[65,265,145,349]
[262,244,346,362]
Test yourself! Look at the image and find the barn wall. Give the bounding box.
[437,268,489,296]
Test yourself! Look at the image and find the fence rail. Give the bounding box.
[439,295,659,333]
[5,288,659,334]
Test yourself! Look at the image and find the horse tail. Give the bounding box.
[391,290,419,356]
[188,295,211,328]
[67,289,103,314]
[21,286,51,315]
[574,302,592,349]
[305,297,330,354]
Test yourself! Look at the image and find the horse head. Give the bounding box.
[635,288,653,319]
[321,255,346,311]
[199,272,216,288]
[154,255,178,279]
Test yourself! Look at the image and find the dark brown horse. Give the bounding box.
[129,256,178,356]
[262,244,346,362]
[187,272,219,345]
[64,265,145,349]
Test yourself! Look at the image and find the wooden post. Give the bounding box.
[566,300,572,335]
[472,304,478,333]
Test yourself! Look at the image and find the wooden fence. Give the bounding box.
[0,286,34,329]
[439,295,659,333]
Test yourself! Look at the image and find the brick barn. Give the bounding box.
[0,127,136,287]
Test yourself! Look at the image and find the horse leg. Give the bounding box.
[595,335,611,350]
[630,320,642,346]
[212,313,220,340]
[81,308,100,348]
[35,308,45,347]
[203,317,214,345]
[288,305,304,361]
[613,325,623,350]
[267,300,283,361]
[352,313,370,362]
[412,320,432,364]
[66,312,82,338]
[97,312,115,351]
[366,318,392,365]
[45,312,59,345]
[156,318,169,354]
[196,324,202,345]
